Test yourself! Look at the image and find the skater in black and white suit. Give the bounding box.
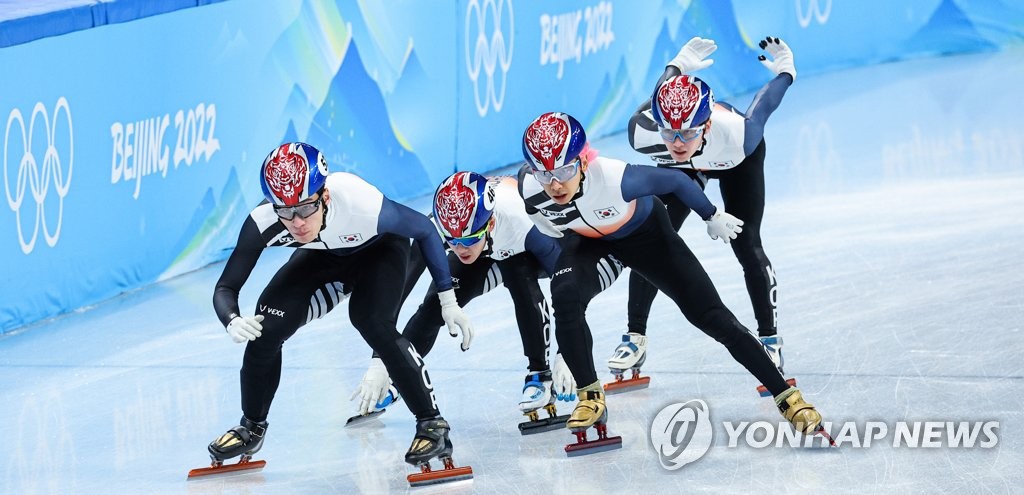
[611,36,798,389]
[518,112,825,441]
[350,172,623,425]
[206,142,472,469]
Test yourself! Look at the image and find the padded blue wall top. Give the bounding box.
[0,0,225,48]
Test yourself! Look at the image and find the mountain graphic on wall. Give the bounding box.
[281,119,300,146]
[675,0,765,100]
[387,42,453,184]
[645,20,678,97]
[646,1,770,103]
[299,41,431,201]
[161,165,248,280]
[901,0,998,57]
[587,56,638,139]
[280,84,317,143]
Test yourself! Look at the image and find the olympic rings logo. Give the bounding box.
[465,0,514,117]
[796,0,831,27]
[3,98,74,254]
[794,121,842,193]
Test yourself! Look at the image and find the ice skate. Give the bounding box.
[405,416,474,487]
[603,333,651,394]
[756,336,797,397]
[776,387,835,447]
[345,384,401,427]
[187,417,268,479]
[564,383,622,456]
[517,370,569,435]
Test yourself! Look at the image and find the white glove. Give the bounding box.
[552,353,577,401]
[705,209,744,244]
[668,36,717,73]
[528,211,563,238]
[438,289,474,351]
[757,36,796,81]
[349,358,391,415]
[226,314,264,343]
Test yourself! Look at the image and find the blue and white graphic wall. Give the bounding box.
[1,0,1021,333]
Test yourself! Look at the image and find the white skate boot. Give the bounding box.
[517,370,568,435]
[603,333,650,394]
[518,370,554,412]
[757,335,796,397]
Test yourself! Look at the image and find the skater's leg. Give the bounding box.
[611,205,790,396]
[213,250,348,460]
[719,140,778,337]
[497,254,551,372]
[549,235,617,390]
[626,192,692,335]
[240,250,343,422]
[348,236,440,421]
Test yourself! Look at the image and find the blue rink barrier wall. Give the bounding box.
[1,0,1022,334]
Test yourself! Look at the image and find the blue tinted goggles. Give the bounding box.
[659,125,705,143]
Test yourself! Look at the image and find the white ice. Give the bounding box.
[2,49,1022,494]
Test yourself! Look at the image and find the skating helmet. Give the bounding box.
[433,171,496,243]
[260,142,329,206]
[521,112,587,171]
[651,75,715,130]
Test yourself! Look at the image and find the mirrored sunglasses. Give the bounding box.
[531,159,580,185]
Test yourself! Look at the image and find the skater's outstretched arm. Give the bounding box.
[742,37,797,155]
[380,198,473,350]
[620,165,743,243]
[380,198,474,350]
[213,216,266,326]
[620,165,715,219]
[378,198,454,292]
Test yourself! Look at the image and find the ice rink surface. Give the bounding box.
[2,49,1023,494]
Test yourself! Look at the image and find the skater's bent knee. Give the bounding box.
[697,308,749,346]
[734,246,769,267]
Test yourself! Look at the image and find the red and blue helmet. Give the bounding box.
[260,142,329,206]
[651,75,715,130]
[522,112,587,171]
[433,171,495,240]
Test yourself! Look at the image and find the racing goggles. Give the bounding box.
[659,125,705,143]
[444,223,488,247]
[273,197,322,220]
[531,158,580,185]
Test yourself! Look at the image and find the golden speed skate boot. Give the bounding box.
[775,387,835,446]
[564,381,621,456]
